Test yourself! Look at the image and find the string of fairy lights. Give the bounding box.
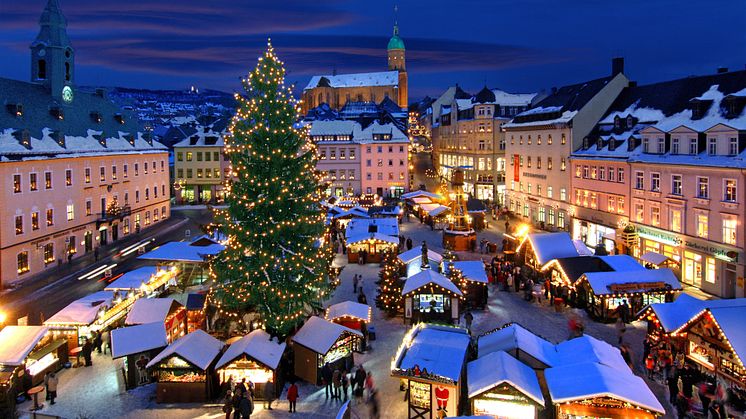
[208,40,333,337]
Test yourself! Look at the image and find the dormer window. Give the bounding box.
[729,137,738,156]
[657,138,665,154]
[690,99,713,120]
[626,115,635,127]
[627,137,637,151]
[14,129,31,150]
[689,138,698,155]
[596,138,603,150]
[708,138,717,155]
[671,138,679,154]
[50,106,64,120]
[52,130,65,148]
[614,116,621,130]
[583,137,589,149]
[114,113,125,124]
[643,137,650,153]
[609,138,616,151]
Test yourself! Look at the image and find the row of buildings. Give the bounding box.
[430,59,746,298]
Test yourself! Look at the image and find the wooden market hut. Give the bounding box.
[111,322,168,389]
[125,297,187,343]
[344,218,400,263]
[44,290,124,347]
[325,301,372,331]
[516,232,579,270]
[576,268,681,322]
[137,236,224,286]
[104,265,178,297]
[398,246,443,278]
[671,304,746,412]
[545,362,665,418]
[185,293,207,333]
[445,261,488,309]
[215,329,286,400]
[291,316,362,385]
[146,329,224,403]
[477,323,557,369]
[391,323,470,418]
[467,350,545,419]
[402,269,463,325]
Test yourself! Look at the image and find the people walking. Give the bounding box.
[223,390,234,419]
[82,338,93,366]
[463,311,473,332]
[287,381,298,413]
[353,275,359,293]
[94,330,103,354]
[365,371,375,400]
[368,388,380,419]
[47,372,58,405]
[615,317,627,345]
[321,363,333,399]
[263,380,274,410]
[406,238,413,250]
[358,277,365,295]
[332,368,341,400]
[341,369,349,401]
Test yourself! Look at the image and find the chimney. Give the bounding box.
[612,57,624,76]
[717,67,729,74]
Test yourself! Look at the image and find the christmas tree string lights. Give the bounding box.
[209,40,333,338]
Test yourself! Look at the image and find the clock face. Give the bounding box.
[62,86,73,103]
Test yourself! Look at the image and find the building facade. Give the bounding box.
[310,120,409,198]
[0,0,170,286]
[572,69,746,298]
[300,23,408,114]
[432,86,535,203]
[173,123,230,204]
[504,59,629,231]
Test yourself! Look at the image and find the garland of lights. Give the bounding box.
[209,40,333,338]
[376,250,406,315]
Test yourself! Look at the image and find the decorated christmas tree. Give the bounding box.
[210,41,332,338]
[376,250,405,315]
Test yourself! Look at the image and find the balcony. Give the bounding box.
[97,204,131,225]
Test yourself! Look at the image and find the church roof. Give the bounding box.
[304,71,399,91]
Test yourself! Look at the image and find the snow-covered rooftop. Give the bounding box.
[477,324,556,366]
[146,329,224,371]
[643,295,746,333]
[292,316,362,355]
[111,322,168,359]
[398,247,443,265]
[104,266,158,292]
[554,335,629,371]
[401,269,463,296]
[345,232,399,246]
[708,306,746,364]
[446,261,488,284]
[504,109,578,129]
[345,218,399,245]
[0,326,49,366]
[138,241,224,263]
[597,255,646,272]
[172,128,225,148]
[525,232,579,266]
[325,301,371,323]
[304,71,399,91]
[467,350,544,405]
[420,203,450,217]
[395,324,470,383]
[401,190,444,201]
[125,298,180,326]
[545,362,664,414]
[639,251,670,266]
[215,329,286,371]
[581,268,681,295]
[45,291,114,326]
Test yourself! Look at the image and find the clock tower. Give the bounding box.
[30,0,74,103]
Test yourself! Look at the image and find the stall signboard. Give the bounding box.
[322,335,355,366]
[688,335,716,370]
[473,392,536,419]
[409,380,431,409]
[607,282,666,293]
[219,359,273,384]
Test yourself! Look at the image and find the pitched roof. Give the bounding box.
[581,268,681,295]
[394,324,471,383]
[0,326,49,366]
[104,266,158,292]
[525,232,579,266]
[138,241,224,263]
[446,261,488,283]
[45,291,114,326]
[125,298,180,325]
[467,350,544,405]
[146,329,224,370]
[398,247,444,265]
[642,294,746,333]
[215,329,286,371]
[304,71,399,91]
[402,269,463,296]
[477,324,556,366]
[325,301,372,323]
[292,316,362,355]
[111,322,168,359]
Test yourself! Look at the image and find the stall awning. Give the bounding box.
[477,324,556,367]
[104,266,158,292]
[398,247,444,264]
[582,268,681,295]
[325,301,372,323]
[45,291,114,326]
[111,322,168,359]
[125,298,181,326]
[215,329,286,371]
[0,326,49,366]
[545,362,664,415]
[467,350,544,405]
[292,316,362,355]
[640,251,670,266]
[445,261,488,284]
[401,269,463,296]
[146,329,224,371]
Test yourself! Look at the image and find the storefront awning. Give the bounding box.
[639,251,670,266]
[325,301,372,323]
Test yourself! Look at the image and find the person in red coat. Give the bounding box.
[286,382,299,413]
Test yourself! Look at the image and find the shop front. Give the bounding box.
[402,270,463,325]
[215,330,286,401]
[44,291,127,347]
[346,236,399,264]
[572,208,623,254]
[111,322,168,389]
[446,261,488,309]
[291,316,362,385]
[632,224,743,298]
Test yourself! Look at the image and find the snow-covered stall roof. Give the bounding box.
[446,261,488,284]
[345,232,399,246]
[572,240,594,256]
[411,197,434,205]
[554,335,630,371]
[398,247,443,264]
[292,316,362,355]
[581,268,681,295]
[640,251,670,266]
[0,326,49,366]
[111,322,168,359]
[146,329,224,371]
[545,362,664,415]
[400,190,443,201]
[704,306,746,365]
[345,218,399,238]
[401,269,463,296]
[394,324,470,383]
[104,266,158,291]
[598,255,646,272]
[642,294,746,333]
[467,350,544,405]
[45,291,114,326]
[304,71,399,90]
[325,301,372,323]
[525,233,579,266]
[420,204,450,217]
[138,241,224,263]
[215,329,286,371]
[125,298,180,326]
[477,324,556,366]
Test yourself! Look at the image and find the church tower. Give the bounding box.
[387,11,408,109]
[30,0,75,103]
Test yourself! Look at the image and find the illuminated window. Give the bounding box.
[670,209,682,232]
[85,168,91,183]
[66,204,74,221]
[723,216,737,245]
[15,215,23,235]
[724,179,737,202]
[31,212,39,230]
[66,169,73,186]
[43,243,54,265]
[45,172,52,189]
[46,208,54,226]
[17,252,29,274]
[697,214,709,238]
[13,174,21,193]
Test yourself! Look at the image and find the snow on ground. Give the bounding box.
[18,218,674,418]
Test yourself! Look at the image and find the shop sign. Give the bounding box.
[608,282,666,293]
[521,172,547,180]
[635,224,740,262]
[409,381,431,409]
[513,155,520,182]
[635,225,681,247]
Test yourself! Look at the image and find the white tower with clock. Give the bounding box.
[30,0,74,103]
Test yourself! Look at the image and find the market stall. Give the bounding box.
[467,350,545,419]
[105,265,178,297]
[44,291,121,347]
[185,293,207,333]
[215,329,286,400]
[325,301,372,331]
[292,316,362,385]
[516,232,580,270]
[111,322,168,389]
[125,298,187,343]
[146,329,224,403]
[345,218,400,263]
[545,362,665,418]
[398,246,443,278]
[391,323,470,419]
[445,261,488,309]
[402,269,462,325]
[138,236,224,286]
[576,268,681,322]
[476,323,557,369]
